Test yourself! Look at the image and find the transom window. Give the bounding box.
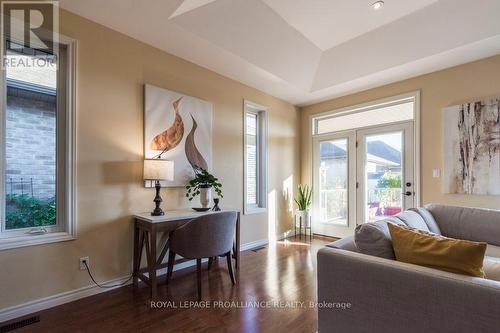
[312,98,415,135]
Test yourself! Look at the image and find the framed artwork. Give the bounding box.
[144,84,213,187]
[443,98,500,195]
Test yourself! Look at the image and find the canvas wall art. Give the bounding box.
[443,98,500,195]
[144,84,213,187]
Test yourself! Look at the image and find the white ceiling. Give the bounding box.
[60,0,500,106]
[262,0,439,51]
[170,0,217,19]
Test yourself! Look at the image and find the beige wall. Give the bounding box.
[301,54,500,211]
[3,7,500,315]
[0,10,299,310]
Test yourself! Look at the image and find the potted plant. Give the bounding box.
[376,173,402,216]
[294,184,312,227]
[185,168,223,208]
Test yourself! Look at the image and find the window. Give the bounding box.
[312,97,415,135]
[244,101,267,214]
[310,92,421,238]
[0,38,76,250]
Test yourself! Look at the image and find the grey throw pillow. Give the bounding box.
[409,207,442,235]
[354,218,406,260]
[395,210,431,232]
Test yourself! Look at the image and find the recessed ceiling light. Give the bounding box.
[372,1,385,10]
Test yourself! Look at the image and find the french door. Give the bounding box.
[312,131,357,238]
[312,121,415,238]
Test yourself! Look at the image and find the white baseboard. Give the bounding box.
[0,275,131,323]
[240,238,268,251]
[0,234,291,323]
[279,229,294,240]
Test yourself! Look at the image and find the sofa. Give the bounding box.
[317,204,500,333]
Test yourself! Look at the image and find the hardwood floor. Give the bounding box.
[5,236,332,333]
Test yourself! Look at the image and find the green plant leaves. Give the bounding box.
[377,173,401,188]
[185,168,224,200]
[5,194,56,229]
[295,184,312,210]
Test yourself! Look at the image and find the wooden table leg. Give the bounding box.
[149,228,157,299]
[133,221,139,287]
[156,238,170,267]
[235,211,240,270]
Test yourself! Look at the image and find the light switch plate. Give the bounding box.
[432,169,440,178]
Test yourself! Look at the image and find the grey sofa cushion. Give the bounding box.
[354,217,406,260]
[484,256,500,282]
[426,204,500,246]
[326,235,358,252]
[410,207,442,234]
[395,210,430,231]
[487,244,500,258]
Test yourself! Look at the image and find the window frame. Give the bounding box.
[243,100,268,215]
[0,35,77,250]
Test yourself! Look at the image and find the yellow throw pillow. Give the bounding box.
[388,223,486,277]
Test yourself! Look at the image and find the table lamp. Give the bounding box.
[143,159,174,216]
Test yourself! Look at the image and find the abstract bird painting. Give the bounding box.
[150,97,184,153]
[185,115,208,171]
[144,85,213,187]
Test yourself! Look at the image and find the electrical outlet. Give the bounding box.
[79,257,89,270]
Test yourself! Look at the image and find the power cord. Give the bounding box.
[83,260,133,289]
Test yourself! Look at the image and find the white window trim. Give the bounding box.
[243,100,268,215]
[309,90,421,207]
[0,35,77,251]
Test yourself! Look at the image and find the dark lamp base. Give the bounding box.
[151,209,165,216]
[151,180,165,216]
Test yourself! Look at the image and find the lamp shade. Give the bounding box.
[143,159,174,181]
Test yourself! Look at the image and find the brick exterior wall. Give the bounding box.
[5,87,56,200]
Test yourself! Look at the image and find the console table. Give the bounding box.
[132,209,240,298]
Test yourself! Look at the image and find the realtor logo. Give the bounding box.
[1,1,59,69]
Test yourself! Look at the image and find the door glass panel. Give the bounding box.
[364,132,403,222]
[319,139,348,225]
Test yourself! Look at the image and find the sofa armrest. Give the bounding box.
[317,247,500,333]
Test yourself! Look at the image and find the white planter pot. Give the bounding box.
[199,187,212,208]
[295,209,311,227]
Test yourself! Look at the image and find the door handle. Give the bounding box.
[404,191,412,196]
